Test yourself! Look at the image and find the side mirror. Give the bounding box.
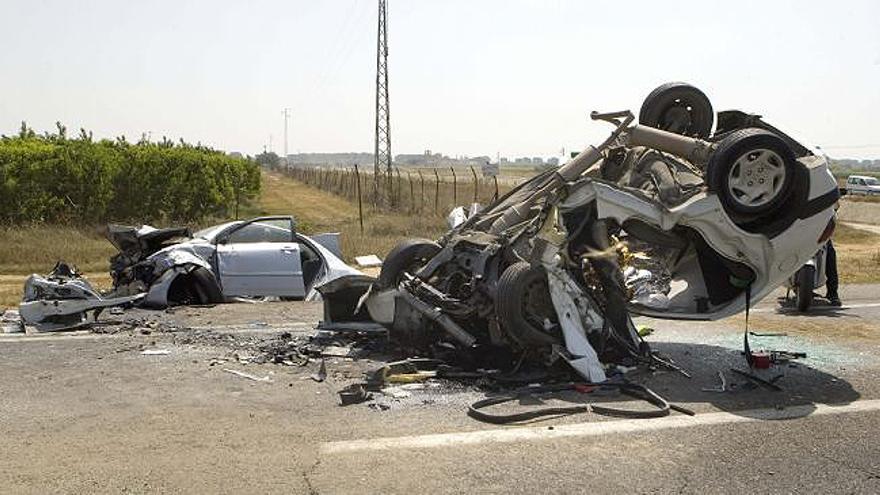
[216,236,228,245]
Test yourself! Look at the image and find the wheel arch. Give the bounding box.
[142,263,223,308]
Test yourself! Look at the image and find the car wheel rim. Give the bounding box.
[727,148,787,208]
[660,100,694,134]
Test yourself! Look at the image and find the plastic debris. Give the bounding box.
[355,255,383,267]
[386,371,436,383]
[381,386,412,399]
[310,359,327,382]
[140,349,171,356]
[223,368,273,383]
[321,345,354,358]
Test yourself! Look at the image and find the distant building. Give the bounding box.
[481,162,500,177]
[286,153,373,167]
[546,157,559,166]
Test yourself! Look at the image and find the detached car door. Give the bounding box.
[215,217,306,297]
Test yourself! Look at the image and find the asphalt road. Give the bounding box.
[2,285,880,493]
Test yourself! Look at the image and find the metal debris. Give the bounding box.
[338,384,371,406]
[1,309,24,334]
[310,359,327,382]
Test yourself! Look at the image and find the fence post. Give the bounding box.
[450,167,457,206]
[387,169,394,208]
[493,175,499,202]
[354,164,364,234]
[418,170,425,212]
[395,167,402,209]
[433,169,440,214]
[406,171,414,212]
[469,165,478,204]
[353,168,359,201]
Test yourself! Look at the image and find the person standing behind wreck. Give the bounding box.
[825,239,840,306]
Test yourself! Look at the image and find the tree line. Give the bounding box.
[0,123,261,224]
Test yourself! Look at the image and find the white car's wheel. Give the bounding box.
[707,128,797,217]
[639,82,714,139]
[726,148,787,209]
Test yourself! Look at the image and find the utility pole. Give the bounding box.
[374,0,392,205]
[282,108,291,167]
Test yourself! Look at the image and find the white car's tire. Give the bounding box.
[707,128,797,217]
[639,82,714,139]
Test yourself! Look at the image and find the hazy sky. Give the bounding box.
[1,0,878,159]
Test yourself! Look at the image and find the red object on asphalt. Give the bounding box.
[574,384,597,393]
[751,351,771,369]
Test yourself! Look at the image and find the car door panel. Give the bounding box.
[217,242,305,297]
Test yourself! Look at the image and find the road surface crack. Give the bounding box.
[302,456,322,495]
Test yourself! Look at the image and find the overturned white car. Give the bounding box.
[20,216,361,330]
[325,83,839,382]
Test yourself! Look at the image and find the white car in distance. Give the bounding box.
[845,175,880,196]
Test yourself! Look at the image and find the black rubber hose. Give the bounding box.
[468,395,590,424]
[467,382,689,424]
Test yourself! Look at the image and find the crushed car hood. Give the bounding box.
[106,224,192,259]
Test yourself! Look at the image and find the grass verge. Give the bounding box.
[833,223,880,284]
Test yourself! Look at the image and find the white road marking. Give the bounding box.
[0,323,314,343]
[321,399,880,454]
[842,221,880,235]
[0,331,111,343]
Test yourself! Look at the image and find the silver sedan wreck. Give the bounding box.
[20,216,361,330]
[324,83,839,383]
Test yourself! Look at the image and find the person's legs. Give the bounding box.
[825,240,841,305]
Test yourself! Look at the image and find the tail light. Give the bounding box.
[818,217,836,244]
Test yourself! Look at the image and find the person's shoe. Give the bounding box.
[827,295,842,307]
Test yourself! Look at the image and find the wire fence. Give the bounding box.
[280,165,507,226]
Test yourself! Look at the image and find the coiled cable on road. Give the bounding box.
[467,382,694,424]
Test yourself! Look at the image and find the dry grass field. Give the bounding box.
[253,172,448,259]
[833,223,880,284]
[0,226,116,309]
[1,172,878,309]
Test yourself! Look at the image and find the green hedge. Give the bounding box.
[0,124,260,224]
